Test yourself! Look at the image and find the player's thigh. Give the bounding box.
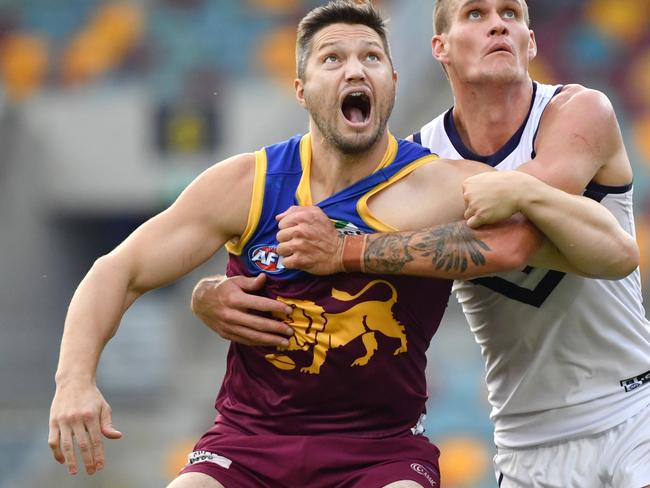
[167,472,226,488]
[382,481,424,488]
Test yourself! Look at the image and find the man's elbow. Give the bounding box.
[92,252,145,296]
[587,235,640,280]
[611,235,640,279]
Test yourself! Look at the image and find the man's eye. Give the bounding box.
[367,53,380,62]
[468,10,481,20]
[324,55,338,63]
[503,9,516,19]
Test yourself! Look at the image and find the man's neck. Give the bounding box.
[450,79,534,157]
[309,131,390,203]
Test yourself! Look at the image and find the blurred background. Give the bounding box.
[0,0,649,487]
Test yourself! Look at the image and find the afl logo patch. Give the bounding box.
[249,245,285,273]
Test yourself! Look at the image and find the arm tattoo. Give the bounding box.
[364,222,491,274]
[364,233,415,273]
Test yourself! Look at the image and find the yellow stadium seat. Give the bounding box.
[0,33,48,100]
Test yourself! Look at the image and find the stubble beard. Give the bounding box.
[307,92,395,156]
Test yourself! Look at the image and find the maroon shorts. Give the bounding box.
[179,427,440,487]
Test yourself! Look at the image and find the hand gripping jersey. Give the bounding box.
[415,81,650,448]
[216,134,452,438]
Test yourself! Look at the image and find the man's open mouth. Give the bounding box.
[487,43,513,55]
[341,91,371,124]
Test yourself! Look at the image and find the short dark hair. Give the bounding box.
[296,0,392,80]
[433,0,530,35]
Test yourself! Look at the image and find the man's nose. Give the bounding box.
[488,13,509,36]
[344,57,366,81]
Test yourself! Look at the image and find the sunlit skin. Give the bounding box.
[432,0,537,154]
[432,0,537,155]
[434,0,535,86]
[294,24,398,197]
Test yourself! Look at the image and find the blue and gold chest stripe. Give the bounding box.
[227,133,438,277]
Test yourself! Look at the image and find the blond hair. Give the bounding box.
[433,0,530,34]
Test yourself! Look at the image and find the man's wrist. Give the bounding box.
[516,172,544,212]
[55,370,96,387]
[340,234,367,272]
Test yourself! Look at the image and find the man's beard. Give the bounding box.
[306,94,394,155]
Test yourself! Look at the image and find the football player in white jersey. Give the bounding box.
[191,0,650,487]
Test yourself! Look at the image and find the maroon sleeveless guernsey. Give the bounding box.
[215,134,452,438]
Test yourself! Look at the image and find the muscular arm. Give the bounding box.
[277,133,636,280]
[462,171,638,278]
[462,85,638,278]
[357,216,539,278]
[281,203,624,280]
[49,153,254,475]
[276,159,544,277]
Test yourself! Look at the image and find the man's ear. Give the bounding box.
[295,77,306,108]
[528,29,537,61]
[432,34,449,64]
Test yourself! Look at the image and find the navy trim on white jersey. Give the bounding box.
[530,85,564,159]
[471,270,566,308]
[443,82,538,166]
[584,181,634,203]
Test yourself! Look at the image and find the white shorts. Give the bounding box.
[494,401,650,488]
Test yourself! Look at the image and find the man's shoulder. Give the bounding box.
[536,83,617,146]
[200,153,257,190]
[546,83,613,116]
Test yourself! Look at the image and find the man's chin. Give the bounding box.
[479,66,525,84]
[334,132,379,154]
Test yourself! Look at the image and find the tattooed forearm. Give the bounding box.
[364,232,416,273]
[364,222,491,275]
[427,223,490,272]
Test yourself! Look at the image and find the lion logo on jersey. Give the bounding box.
[265,280,407,374]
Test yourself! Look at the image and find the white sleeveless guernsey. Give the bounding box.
[416,81,650,449]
